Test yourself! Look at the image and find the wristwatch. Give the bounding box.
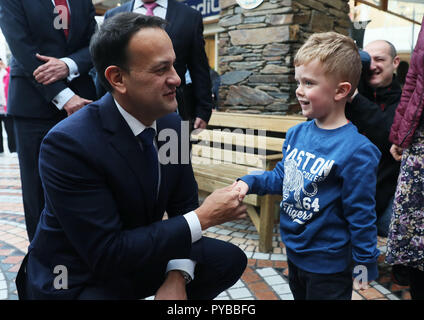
[179,270,192,284]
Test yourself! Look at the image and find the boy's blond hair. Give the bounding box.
[294,32,361,96]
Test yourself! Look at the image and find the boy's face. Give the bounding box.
[294,59,341,121]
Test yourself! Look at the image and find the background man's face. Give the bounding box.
[365,41,400,88]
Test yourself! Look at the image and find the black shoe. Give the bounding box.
[391,265,410,286]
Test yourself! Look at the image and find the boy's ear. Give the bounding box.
[334,82,352,101]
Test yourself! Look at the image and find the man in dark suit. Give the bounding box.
[0,0,97,241]
[103,0,213,130]
[16,13,247,300]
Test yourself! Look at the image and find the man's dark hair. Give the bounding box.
[90,13,167,92]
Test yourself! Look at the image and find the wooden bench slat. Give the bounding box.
[191,145,267,169]
[192,156,266,176]
[193,164,247,181]
[208,112,306,133]
[191,129,285,152]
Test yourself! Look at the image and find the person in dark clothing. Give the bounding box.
[209,67,220,110]
[396,60,409,88]
[346,40,401,238]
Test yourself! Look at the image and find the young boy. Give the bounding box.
[235,32,381,300]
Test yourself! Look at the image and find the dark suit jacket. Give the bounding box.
[18,93,199,299]
[104,0,212,122]
[0,0,97,119]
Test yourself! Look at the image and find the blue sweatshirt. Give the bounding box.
[240,120,381,281]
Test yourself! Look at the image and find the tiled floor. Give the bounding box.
[0,142,411,300]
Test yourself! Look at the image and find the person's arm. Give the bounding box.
[239,162,284,197]
[238,138,289,196]
[39,130,246,282]
[31,2,96,86]
[0,0,67,101]
[186,11,213,126]
[157,211,201,299]
[39,130,194,279]
[340,143,381,283]
[389,42,419,147]
[33,55,79,85]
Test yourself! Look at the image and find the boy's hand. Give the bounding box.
[233,180,249,201]
[195,183,247,230]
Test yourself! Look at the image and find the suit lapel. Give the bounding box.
[99,94,157,219]
[165,0,177,34]
[66,0,77,43]
[40,0,55,12]
[41,0,59,33]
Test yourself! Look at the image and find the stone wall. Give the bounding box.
[217,0,351,114]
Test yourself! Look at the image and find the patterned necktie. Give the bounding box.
[143,2,158,16]
[138,128,159,199]
[54,0,70,39]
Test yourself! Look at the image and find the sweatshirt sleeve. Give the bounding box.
[340,142,381,282]
[239,139,289,195]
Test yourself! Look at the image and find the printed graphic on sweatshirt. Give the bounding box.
[281,145,335,225]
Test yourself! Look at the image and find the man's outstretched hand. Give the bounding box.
[195,183,247,230]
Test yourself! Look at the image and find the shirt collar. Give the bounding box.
[113,98,156,136]
[134,0,168,10]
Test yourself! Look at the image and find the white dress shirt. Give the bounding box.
[50,0,81,110]
[114,98,201,281]
[133,0,168,18]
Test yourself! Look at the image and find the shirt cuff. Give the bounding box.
[183,210,202,243]
[166,259,196,280]
[60,57,79,81]
[52,88,75,110]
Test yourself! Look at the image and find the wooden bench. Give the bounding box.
[191,111,306,252]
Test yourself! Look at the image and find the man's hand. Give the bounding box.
[195,183,247,230]
[33,53,69,85]
[390,144,403,161]
[155,270,187,300]
[233,180,249,202]
[193,117,207,130]
[63,95,92,116]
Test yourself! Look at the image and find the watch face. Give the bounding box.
[181,271,191,284]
